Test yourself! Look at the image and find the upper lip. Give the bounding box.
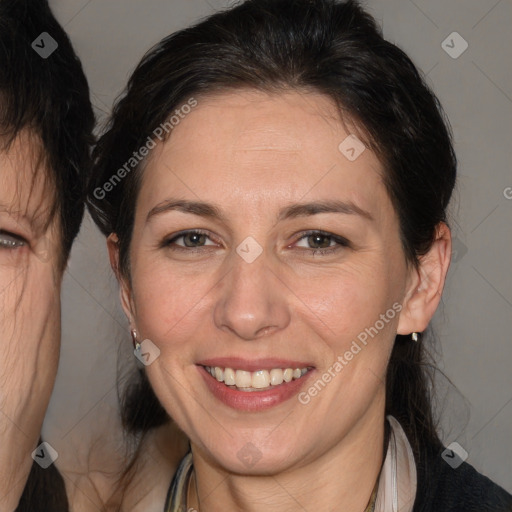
[197,357,315,372]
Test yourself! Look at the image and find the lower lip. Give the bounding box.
[198,366,314,411]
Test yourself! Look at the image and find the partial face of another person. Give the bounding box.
[0,130,62,411]
[115,90,433,475]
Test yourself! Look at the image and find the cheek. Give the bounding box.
[291,260,396,344]
[0,264,60,352]
[0,271,25,337]
[131,259,213,350]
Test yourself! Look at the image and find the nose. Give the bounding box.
[213,249,290,341]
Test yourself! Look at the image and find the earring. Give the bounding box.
[131,328,141,351]
[411,332,419,342]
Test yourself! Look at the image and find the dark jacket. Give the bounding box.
[413,446,512,511]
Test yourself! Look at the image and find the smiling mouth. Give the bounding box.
[203,365,312,392]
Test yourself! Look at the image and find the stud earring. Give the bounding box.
[411,332,419,342]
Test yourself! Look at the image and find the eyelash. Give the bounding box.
[0,230,26,249]
[161,229,350,257]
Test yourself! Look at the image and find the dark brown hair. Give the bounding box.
[87,0,456,506]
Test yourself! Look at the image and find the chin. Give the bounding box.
[195,431,306,476]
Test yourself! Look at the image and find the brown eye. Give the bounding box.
[162,229,218,251]
[306,233,333,249]
[294,230,350,256]
[182,232,208,247]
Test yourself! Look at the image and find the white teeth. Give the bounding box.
[205,365,309,389]
[214,367,224,382]
[224,367,236,385]
[235,370,252,388]
[252,370,270,389]
[269,368,284,386]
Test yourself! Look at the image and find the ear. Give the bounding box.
[397,222,452,335]
[107,233,136,326]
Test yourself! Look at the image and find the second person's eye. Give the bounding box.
[0,230,27,249]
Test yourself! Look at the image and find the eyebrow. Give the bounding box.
[146,198,374,224]
[277,199,374,222]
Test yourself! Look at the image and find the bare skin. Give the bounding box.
[0,131,63,511]
[109,89,451,511]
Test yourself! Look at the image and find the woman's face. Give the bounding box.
[119,90,420,474]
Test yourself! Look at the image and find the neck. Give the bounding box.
[189,394,386,512]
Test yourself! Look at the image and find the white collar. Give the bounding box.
[374,415,418,512]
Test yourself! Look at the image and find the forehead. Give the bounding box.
[139,89,390,223]
[164,89,355,159]
[0,129,54,235]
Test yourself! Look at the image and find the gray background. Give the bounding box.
[44,0,512,492]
